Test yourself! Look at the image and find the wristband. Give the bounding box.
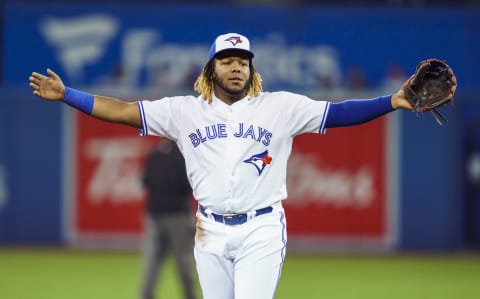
[63,87,94,115]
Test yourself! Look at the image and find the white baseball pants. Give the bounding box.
[194,206,287,299]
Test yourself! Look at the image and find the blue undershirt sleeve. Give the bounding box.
[324,95,395,128]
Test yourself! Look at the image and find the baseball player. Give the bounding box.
[29,33,455,299]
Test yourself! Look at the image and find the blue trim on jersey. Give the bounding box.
[318,101,331,134]
[325,95,394,128]
[137,102,148,136]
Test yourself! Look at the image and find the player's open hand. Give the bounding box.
[29,69,66,101]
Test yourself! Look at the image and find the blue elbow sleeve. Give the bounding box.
[325,95,394,128]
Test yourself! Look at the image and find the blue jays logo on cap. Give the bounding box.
[209,32,254,59]
[243,150,272,175]
[225,36,243,46]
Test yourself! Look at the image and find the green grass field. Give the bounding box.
[1,248,479,299]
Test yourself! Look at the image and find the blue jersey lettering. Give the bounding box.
[233,123,244,137]
[188,123,272,147]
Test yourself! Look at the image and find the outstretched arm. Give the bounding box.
[325,74,457,128]
[29,69,142,128]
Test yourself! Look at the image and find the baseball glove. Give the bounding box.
[404,59,456,125]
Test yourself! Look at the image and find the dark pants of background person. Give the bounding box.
[141,212,197,299]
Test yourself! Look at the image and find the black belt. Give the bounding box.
[199,204,273,226]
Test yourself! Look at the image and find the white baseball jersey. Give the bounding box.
[138,91,329,214]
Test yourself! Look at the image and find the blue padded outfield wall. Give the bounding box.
[0,89,63,244]
[1,3,480,250]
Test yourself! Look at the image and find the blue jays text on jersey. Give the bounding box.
[188,122,273,148]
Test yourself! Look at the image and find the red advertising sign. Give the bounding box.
[286,117,388,239]
[74,112,158,235]
[72,110,391,246]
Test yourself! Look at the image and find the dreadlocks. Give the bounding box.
[194,58,263,103]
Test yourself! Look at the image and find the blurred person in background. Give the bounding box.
[140,138,197,299]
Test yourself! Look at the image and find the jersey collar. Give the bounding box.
[211,93,251,107]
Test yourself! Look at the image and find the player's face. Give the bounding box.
[213,52,251,103]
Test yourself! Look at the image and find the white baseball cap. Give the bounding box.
[208,33,254,59]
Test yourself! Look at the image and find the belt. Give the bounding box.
[199,204,273,226]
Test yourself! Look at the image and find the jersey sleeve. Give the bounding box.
[137,96,184,140]
[282,92,330,136]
